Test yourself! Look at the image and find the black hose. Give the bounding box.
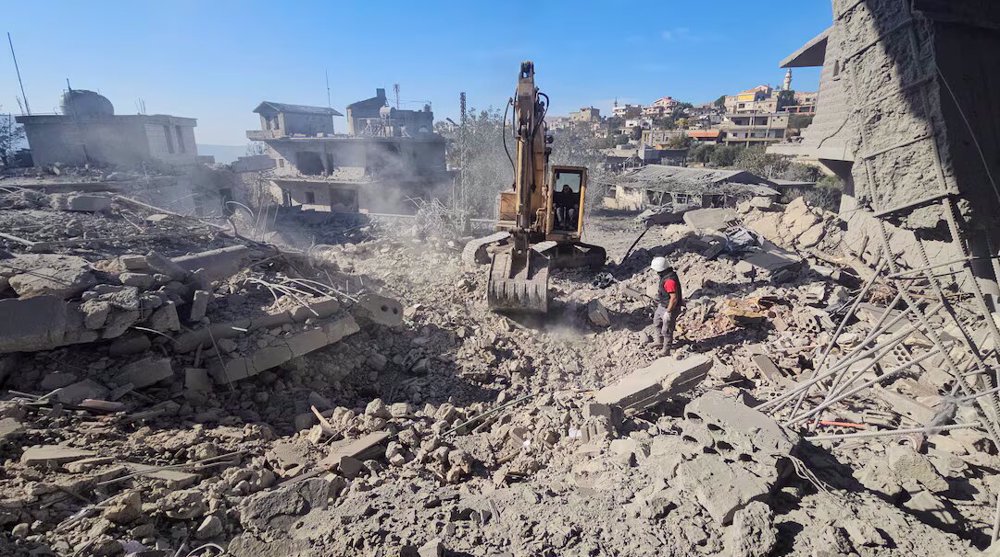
[502,97,514,171]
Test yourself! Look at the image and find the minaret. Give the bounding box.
[783,69,793,91]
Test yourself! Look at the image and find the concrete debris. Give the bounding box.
[593,354,711,412]
[0,179,989,557]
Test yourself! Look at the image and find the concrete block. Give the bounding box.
[594,354,712,411]
[185,368,212,393]
[743,249,800,274]
[147,301,180,332]
[80,300,111,330]
[874,387,936,425]
[189,290,210,321]
[119,272,155,289]
[116,357,174,389]
[0,296,68,353]
[120,255,150,271]
[587,300,611,327]
[351,292,403,327]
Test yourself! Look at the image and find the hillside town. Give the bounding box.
[4,1,1000,556]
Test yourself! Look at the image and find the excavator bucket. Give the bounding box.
[487,248,549,314]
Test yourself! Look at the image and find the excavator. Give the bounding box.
[463,61,605,314]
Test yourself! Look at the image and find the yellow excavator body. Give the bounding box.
[478,61,605,314]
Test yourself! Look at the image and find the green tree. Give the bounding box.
[666,134,693,149]
[689,143,717,164]
[713,95,726,109]
[708,144,744,167]
[733,147,790,178]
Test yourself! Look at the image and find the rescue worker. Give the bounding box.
[651,256,682,355]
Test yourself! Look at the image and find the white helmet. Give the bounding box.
[650,256,668,273]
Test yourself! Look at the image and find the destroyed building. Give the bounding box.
[605,165,780,211]
[248,93,451,214]
[16,90,203,168]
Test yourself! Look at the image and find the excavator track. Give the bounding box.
[462,231,511,267]
[487,249,549,314]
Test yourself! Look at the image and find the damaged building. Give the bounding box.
[604,165,780,211]
[16,90,204,168]
[248,91,452,215]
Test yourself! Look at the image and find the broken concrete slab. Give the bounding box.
[0,296,68,353]
[750,354,791,386]
[127,464,200,489]
[172,245,251,283]
[593,354,711,412]
[3,254,97,299]
[678,454,770,525]
[742,249,801,275]
[51,379,109,405]
[725,501,777,557]
[21,445,96,466]
[684,391,800,458]
[320,432,391,471]
[49,193,113,212]
[115,357,174,389]
[209,315,360,384]
[886,445,949,493]
[145,250,188,281]
[0,418,25,443]
[874,387,937,425]
[683,208,738,232]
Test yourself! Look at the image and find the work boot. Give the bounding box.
[660,344,672,357]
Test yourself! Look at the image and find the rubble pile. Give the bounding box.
[0,189,996,556]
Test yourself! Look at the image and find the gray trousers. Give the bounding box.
[653,304,680,346]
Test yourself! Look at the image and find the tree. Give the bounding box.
[689,143,717,164]
[674,117,689,129]
[665,134,692,149]
[713,95,726,109]
[733,147,790,178]
[708,145,744,167]
[437,106,511,216]
[0,111,25,168]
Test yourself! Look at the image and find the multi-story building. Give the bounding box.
[569,107,602,123]
[612,103,642,119]
[719,113,790,146]
[247,94,451,214]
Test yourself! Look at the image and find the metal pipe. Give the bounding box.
[806,422,981,442]
[787,258,887,418]
[788,347,941,425]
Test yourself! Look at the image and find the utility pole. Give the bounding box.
[459,91,467,212]
[325,69,333,134]
[393,83,400,110]
[7,33,31,115]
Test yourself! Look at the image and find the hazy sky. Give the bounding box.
[3,1,831,146]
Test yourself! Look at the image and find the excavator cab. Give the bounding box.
[547,165,587,236]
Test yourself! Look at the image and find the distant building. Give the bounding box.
[16,90,201,168]
[605,165,779,211]
[247,93,451,214]
[687,129,723,144]
[640,129,688,146]
[612,103,642,119]
[651,96,678,110]
[569,107,602,123]
[719,113,790,146]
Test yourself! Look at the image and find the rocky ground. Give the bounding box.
[0,191,996,556]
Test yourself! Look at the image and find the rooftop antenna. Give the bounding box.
[393,83,400,110]
[325,69,331,109]
[7,32,31,115]
[65,78,72,92]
